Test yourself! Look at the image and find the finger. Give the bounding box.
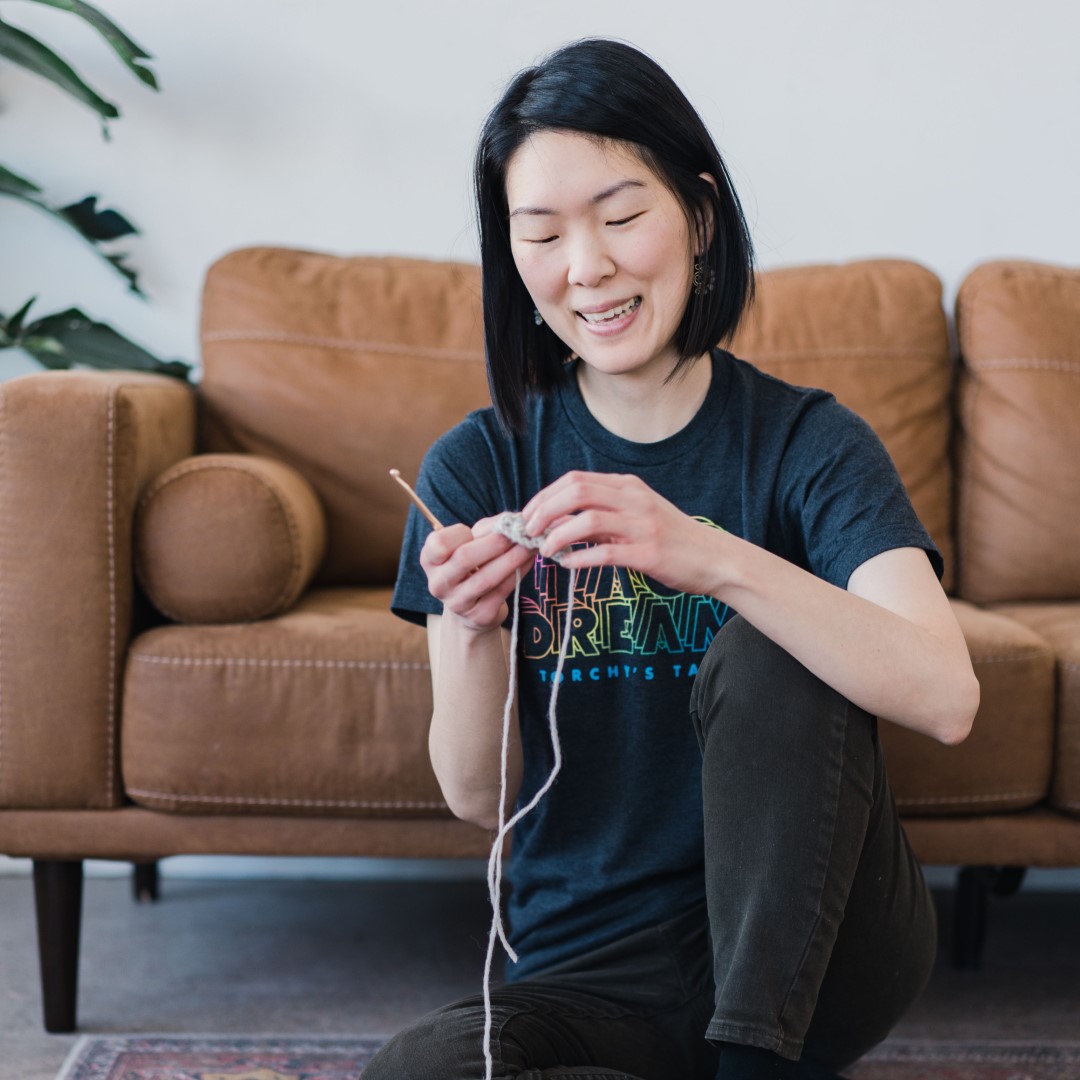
[521,470,609,520]
[524,477,628,536]
[556,542,627,570]
[442,535,534,603]
[420,523,474,570]
[541,509,625,555]
[445,530,518,577]
[445,549,534,619]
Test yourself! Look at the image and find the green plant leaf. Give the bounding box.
[0,296,39,339]
[1,162,145,294]
[18,333,68,368]
[0,162,43,196]
[0,13,119,131]
[59,194,137,241]
[13,306,191,380]
[101,251,139,292]
[22,0,158,89]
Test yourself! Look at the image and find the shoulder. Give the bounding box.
[428,406,500,453]
[427,387,558,454]
[422,406,506,478]
[719,349,875,463]
[721,350,877,441]
[720,349,835,420]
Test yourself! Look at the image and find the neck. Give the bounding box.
[576,352,713,443]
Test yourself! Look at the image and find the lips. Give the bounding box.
[577,296,642,323]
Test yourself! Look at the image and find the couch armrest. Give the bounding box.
[0,371,196,809]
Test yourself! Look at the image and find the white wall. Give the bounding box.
[3,0,1078,382]
[2,1,1078,883]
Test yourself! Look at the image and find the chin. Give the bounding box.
[575,345,674,377]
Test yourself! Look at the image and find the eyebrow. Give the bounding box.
[509,178,647,219]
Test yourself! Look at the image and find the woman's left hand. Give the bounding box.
[520,470,729,597]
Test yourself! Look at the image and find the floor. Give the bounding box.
[0,874,1077,1080]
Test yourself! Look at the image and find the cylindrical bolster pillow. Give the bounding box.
[134,454,327,624]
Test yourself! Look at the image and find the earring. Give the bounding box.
[692,257,715,296]
[533,307,544,326]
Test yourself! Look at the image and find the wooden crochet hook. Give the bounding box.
[389,469,444,530]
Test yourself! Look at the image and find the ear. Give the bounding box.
[696,172,719,252]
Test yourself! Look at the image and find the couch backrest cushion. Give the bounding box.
[199,248,489,585]
[200,250,953,589]
[955,260,1080,602]
[728,260,955,592]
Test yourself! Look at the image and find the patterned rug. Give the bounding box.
[54,1035,1080,1080]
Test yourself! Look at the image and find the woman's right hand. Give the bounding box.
[420,517,536,633]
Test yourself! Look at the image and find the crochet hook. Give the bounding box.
[389,469,444,530]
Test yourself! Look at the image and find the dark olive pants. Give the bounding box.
[363,616,939,1079]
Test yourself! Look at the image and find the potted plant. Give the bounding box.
[0,0,190,379]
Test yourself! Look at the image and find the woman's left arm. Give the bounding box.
[701,536,980,745]
[522,472,980,746]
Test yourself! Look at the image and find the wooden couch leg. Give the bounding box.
[953,865,1027,971]
[133,861,160,903]
[32,860,84,1033]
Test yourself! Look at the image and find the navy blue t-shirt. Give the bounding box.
[391,348,942,982]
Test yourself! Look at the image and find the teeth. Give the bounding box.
[581,297,641,324]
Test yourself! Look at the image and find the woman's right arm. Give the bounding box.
[421,521,535,830]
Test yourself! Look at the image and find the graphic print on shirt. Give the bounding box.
[519,516,731,685]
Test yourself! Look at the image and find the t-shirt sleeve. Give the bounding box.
[776,398,944,589]
[391,416,506,627]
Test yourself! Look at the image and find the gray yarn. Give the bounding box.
[491,511,569,565]
[480,531,578,1080]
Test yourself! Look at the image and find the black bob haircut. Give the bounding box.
[474,37,756,434]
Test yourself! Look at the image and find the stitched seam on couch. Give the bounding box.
[970,651,1051,664]
[261,472,304,615]
[744,345,942,362]
[136,460,305,623]
[126,788,449,809]
[958,371,979,599]
[897,791,1045,804]
[753,260,938,281]
[106,390,117,803]
[131,655,430,669]
[203,330,483,363]
[971,359,1080,373]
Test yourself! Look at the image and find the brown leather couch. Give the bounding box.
[1,248,1077,1032]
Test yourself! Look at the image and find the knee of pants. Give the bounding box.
[362,997,490,1080]
[689,615,869,752]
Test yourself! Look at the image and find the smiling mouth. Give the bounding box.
[577,296,642,324]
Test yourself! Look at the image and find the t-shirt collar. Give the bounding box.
[555,347,734,466]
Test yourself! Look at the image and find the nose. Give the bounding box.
[566,233,615,289]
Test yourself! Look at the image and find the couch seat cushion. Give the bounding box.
[121,587,448,816]
[883,600,1054,815]
[989,602,1080,818]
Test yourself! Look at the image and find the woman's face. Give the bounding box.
[505,130,699,383]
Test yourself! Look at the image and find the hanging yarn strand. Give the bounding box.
[380,486,579,1080]
[481,553,578,1080]
[482,566,522,1080]
[485,566,520,958]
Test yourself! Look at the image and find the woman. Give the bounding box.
[375,37,979,1080]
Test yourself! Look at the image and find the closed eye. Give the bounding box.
[608,212,645,226]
